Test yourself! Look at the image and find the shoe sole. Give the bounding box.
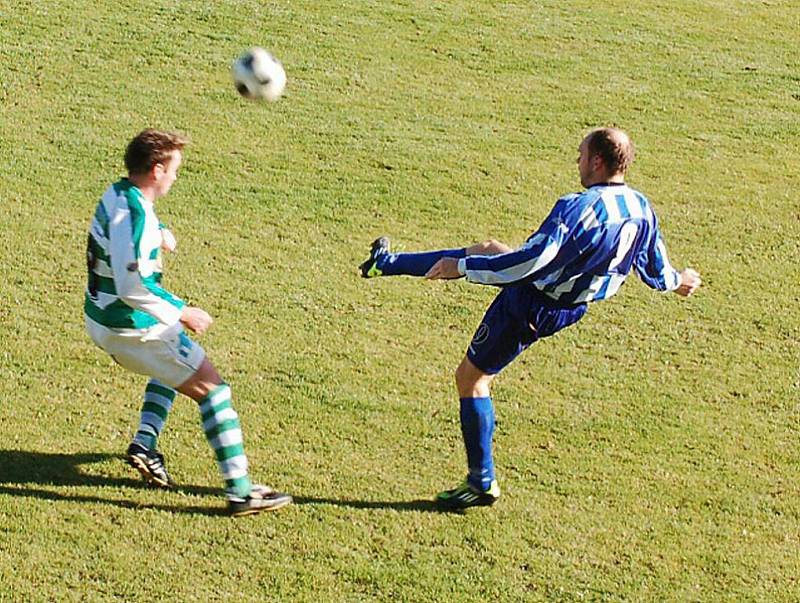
[359,237,389,277]
[434,490,499,510]
[435,498,498,510]
[127,455,173,489]
[229,495,293,517]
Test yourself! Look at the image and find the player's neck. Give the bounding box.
[585,172,625,188]
[127,174,157,203]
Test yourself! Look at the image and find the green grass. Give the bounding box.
[1,0,799,600]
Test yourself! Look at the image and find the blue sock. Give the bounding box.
[459,396,496,491]
[377,247,466,276]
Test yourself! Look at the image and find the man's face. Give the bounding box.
[153,150,182,199]
[577,137,596,188]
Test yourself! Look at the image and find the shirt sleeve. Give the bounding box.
[633,218,681,292]
[108,205,185,325]
[461,200,572,286]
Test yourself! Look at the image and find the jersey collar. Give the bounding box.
[587,182,626,189]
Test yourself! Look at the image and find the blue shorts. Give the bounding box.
[466,286,587,375]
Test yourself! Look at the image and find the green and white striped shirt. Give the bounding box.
[84,179,184,329]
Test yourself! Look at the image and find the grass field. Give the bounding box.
[1,0,800,600]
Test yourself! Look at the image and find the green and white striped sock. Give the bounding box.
[198,384,252,499]
[133,379,176,450]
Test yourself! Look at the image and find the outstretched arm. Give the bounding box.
[426,198,570,282]
[426,239,514,279]
[634,226,702,296]
[425,239,513,279]
[440,228,568,285]
[634,220,701,296]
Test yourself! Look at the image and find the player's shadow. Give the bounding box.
[0,449,224,516]
[291,495,443,513]
[0,450,447,515]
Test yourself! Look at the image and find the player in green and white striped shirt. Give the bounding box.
[85,129,290,516]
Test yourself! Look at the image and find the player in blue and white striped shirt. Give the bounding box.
[360,128,701,510]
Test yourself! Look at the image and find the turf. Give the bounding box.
[1,0,799,600]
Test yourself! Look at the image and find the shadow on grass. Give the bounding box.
[0,450,452,515]
[0,485,227,516]
[0,449,224,516]
[291,495,446,513]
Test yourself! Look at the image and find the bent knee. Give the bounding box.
[455,358,493,395]
[475,239,511,256]
[178,358,223,401]
[478,239,501,253]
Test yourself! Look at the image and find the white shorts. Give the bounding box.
[85,317,206,389]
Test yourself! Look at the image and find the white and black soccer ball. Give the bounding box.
[231,47,286,102]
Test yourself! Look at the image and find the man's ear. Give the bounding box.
[152,162,165,180]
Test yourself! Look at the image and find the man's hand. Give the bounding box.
[425,257,463,280]
[161,228,177,253]
[180,306,213,335]
[674,268,701,297]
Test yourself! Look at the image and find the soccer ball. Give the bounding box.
[231,47,286,102]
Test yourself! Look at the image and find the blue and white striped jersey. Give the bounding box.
[458,183,681,305]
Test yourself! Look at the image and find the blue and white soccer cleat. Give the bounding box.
[359,237,391,278]
[435,479,501,510]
